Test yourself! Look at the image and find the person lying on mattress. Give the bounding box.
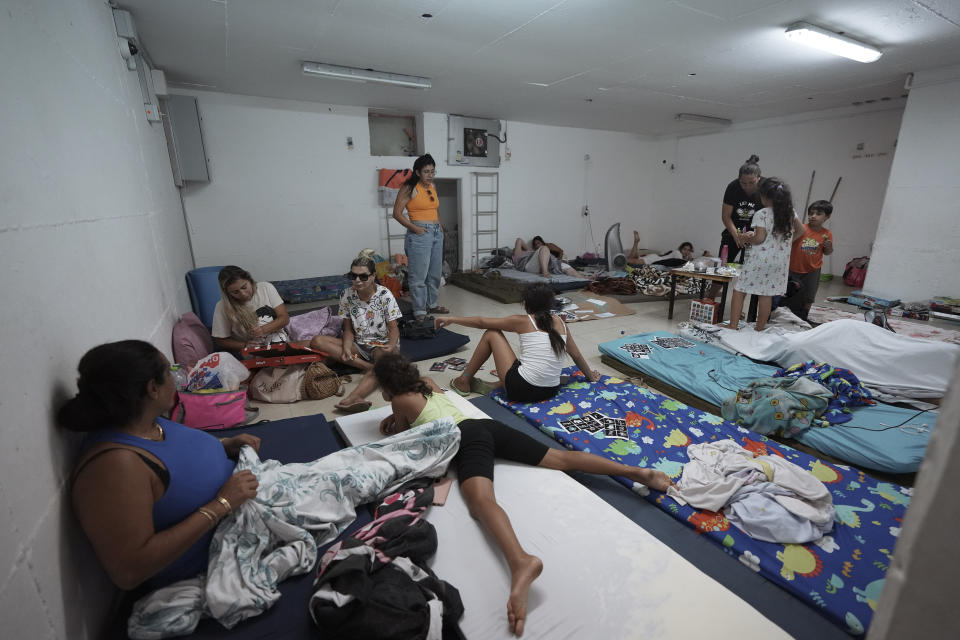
[437,283,600,401]
[373,352,673,637]
[59,340,260,591]
[626,231,696,266]
[512,236,589,279]
[309,255,403,413]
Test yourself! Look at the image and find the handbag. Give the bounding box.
[171,387,249,430]
[250,366,308,403]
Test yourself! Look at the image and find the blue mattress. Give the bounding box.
[493,371,909,637]
[599,331,935,474]
[108,414,371,640]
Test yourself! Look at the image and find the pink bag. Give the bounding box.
[171,387,248,430]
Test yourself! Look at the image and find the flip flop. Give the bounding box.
[335,400,372,414]
[429,306,450,314]
[469,377,495,395]
[449,377,471,397]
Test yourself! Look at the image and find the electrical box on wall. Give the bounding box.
[447,115,501,168]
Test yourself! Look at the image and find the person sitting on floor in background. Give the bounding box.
[310,255,402,413]
[627,232,696,266]
[212,265,298,353]
[373,352,672,637]
[727,177,805,331]
[435,282,600,401]
[60,340,260,591]
[783,200,834,321]
[512,236,589,279]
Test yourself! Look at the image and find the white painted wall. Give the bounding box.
[178,91,656,279]
[864,67,960,302]
[649,107,903,274]
[0,1,193,637]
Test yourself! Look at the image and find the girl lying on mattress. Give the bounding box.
[436,282,600,402]
[373,352,673,637]
[59,340,260,591]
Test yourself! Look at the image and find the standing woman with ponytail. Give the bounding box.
[392,153,449,320]
[728,177,805,331]
[436,283,600,402]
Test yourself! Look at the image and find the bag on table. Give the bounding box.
[172,387,249,430]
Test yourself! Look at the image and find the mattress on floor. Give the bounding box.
[599,331,935,474]
[488,267,589,291]
[271,275,350,304]
[492,372,909,637]
[450,270,586,303]
[336,393,788,640]
[107,414,373,640]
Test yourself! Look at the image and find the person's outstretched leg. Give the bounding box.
[538,449,673,491]
[535,245,551,277]
[451,329,516,394]
[460,476,542,636]
[513,237,529,256]
[335,346,394,410]
[728,289,747,330]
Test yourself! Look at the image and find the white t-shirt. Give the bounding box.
[211,281,289,343]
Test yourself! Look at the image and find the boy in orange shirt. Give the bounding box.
[785,200,834,320]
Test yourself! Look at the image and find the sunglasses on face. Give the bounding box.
[345,272,373,281]
[425,188,435,202]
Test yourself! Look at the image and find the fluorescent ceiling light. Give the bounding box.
[676,113,732,126]
[302,61,431,89]
[784,22,882,63]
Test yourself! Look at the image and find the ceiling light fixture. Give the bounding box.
[675,113,732,126]
[784,22,882,63]
[302,61,431,89]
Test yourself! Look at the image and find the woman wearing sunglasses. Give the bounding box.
[392,153,449,320]
[311,256,402,412]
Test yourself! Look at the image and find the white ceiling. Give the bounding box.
[121,0,960,136]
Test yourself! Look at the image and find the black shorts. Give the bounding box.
[453,419,550,482]
[503,360,560,403]
[718,233,746,264]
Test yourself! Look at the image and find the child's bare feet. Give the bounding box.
[507,554,542,636]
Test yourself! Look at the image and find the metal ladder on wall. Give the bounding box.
[472,172,499,269]
[385,206,405,258]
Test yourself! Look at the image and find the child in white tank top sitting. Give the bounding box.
[436,283,600,403]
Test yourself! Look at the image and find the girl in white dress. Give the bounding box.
[728,177,804,331]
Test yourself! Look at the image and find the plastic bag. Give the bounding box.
[186,352,250,391]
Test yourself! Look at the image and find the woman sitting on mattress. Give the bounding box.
[437,283,600,401]
[212,265,299,353]
[59,340,259,590]
[511,236,588,279]
[373,352,672,637]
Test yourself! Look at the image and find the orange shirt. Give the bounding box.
[789,225,833,273]
[405,183,440,222]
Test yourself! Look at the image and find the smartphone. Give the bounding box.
[432,477,453,506]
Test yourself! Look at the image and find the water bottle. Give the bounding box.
[170,364,189,391]
[719,245,729,265]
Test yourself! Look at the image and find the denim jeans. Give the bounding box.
[405,222,444,316]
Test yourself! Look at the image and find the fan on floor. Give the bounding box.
[604,223,626,271]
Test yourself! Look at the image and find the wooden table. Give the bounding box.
[667,269,735,322]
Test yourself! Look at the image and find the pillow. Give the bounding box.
[172,312,214,368]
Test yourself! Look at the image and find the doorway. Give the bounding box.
[434,178,462,273]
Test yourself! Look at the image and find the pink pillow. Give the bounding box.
[172,312,214,368]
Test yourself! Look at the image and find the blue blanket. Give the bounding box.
[599,331,935,474]
[493,371,908,636]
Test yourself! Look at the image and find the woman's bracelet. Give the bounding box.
[216,496,233,513]
[197,507,219,527]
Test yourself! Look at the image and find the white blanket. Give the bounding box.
[715,319,958,398]
[127,420,460,639]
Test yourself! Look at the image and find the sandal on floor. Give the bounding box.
[429,306,450,314]
[449,377,472,397]
[335,400,372,414]
[469,377,495,396]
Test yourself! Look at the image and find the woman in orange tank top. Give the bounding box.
[392,153,449,319]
